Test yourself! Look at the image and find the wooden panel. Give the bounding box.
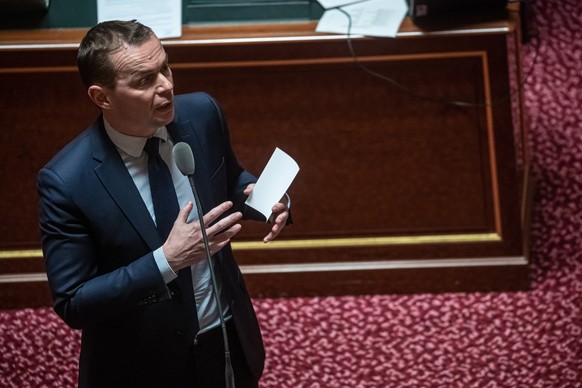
[0,10,530,307]
[0,71,97,248]
[181,55,493,236]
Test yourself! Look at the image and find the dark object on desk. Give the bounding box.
[0,0,49,13]
[408,0,508,25]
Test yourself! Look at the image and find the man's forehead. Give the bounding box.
[111,41,167,77]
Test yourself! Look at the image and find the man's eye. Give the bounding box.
[140,76,152,86]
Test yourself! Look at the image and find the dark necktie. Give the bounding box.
[144,137,199,333]
[144,137,179,239]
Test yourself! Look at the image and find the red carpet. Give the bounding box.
[1,0,581,386]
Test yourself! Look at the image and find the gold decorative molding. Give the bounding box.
[232,232,501,250]
[0,249,43,259]
[0,232,501,260]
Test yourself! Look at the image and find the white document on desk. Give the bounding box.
[318,0,368,8]
[316,0,408,38]
[245,148,299,222]
[97,0,182,39]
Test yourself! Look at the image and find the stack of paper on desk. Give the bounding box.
[316,0,409,38]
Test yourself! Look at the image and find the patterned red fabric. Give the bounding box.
[1,0,581,386]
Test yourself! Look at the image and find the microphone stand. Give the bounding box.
[187,176,235,388]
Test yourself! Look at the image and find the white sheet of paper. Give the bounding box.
[245,148,299,222]
[97,0,182,39]
[316,0,408,38]
[318,0,368,9]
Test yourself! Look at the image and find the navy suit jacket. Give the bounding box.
[38,93,265,387]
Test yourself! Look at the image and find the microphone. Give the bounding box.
[173,142,236,388]
[173,142,195,176]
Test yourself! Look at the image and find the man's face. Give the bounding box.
[101,35,174,137]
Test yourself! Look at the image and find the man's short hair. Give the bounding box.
[77,20,154,89]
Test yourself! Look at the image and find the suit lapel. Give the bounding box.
[90,118,162,251]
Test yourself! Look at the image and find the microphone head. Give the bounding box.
[172,142,195,176]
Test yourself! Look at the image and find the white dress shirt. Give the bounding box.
[104,119,229,333]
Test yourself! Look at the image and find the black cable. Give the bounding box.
[334,3,540,108]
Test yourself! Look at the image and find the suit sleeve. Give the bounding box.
[203,94,262,219]
[38,166,170,330]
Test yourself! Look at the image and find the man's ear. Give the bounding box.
[87,85,112,109]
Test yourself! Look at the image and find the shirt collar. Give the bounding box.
[103,118,169,157]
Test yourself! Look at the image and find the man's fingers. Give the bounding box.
[215,223,242,242]
[202,201,233,226]
[208,212,242,237]
[208,224,242,255]
[244,183,255,196]
[176,201,194,223]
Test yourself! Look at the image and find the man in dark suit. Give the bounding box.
[38,20,290,388]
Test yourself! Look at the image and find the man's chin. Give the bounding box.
[155,106,175,125]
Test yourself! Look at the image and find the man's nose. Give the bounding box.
[156,73,173,93]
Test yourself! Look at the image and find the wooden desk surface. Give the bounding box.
[0,4,519,46]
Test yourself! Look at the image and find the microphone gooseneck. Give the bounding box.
[172,142,236,388]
